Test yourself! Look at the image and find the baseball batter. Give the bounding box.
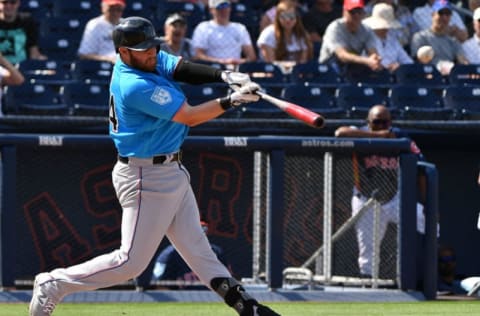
[29,17,280,316]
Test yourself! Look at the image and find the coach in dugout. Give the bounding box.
[335,104,428,278]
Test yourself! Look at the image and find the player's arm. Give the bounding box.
[173,59,251,90]
[173,83,260,127]
[335,126,395,138]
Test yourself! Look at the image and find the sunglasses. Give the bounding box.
[279,12,297,20]
[369,118,391,126]
[0,0,18,4]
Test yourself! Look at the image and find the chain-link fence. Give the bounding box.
[252,150,402,289]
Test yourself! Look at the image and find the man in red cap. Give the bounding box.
[319,0,382,77]
[78,0,126,63]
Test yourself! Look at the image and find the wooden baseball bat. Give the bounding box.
[256,91,325,128]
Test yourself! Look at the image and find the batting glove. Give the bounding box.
[221,71,251,91]
[218,82,261,109]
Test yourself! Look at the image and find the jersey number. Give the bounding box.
[109,94,118,132]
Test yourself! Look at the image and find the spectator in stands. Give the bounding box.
[362,3,413,72]
[364,0,418,49]
[256,0,313,63]
[462,8,480,63]
[335,104,427,278]
[319,0,382,77]
[466,0,480,37]
[151,221,232,288]
[0,51,24,115]
[77,0,126,64]
[413,0,468,43]
[411,0,468,75]
[259,0,307,32]
[159,13,193,59]
[191,0,256,66]
[0,0,47,63]
[302,0,342,43]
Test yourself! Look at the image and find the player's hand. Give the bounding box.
[230,82,261,106]
[221,71,251,91]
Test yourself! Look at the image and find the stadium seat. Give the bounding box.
[393,63,445,88]
[19,0,52,20]
[51,0,99,19]
[336,85,390,119]
[38,34,80,62]
[70,59,113,84]
[181,84,228,106]
[3,83,69,115]
[238,87,287,119]
[389,85,451,120]
[448,64,480,87]
[123,0,159,19]
[39,16,87,43]
[61,82,110,116]
[238,61,289,96]
[290,61,343,87]
[17,59,73,85]
[281,84,345,118]
[443,86,480,119]
[343,66,394,88]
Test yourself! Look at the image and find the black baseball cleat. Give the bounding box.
[239,301,281,316]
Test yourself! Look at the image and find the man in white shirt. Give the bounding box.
[462,8,480,63]
[191,0,257,66]
[77,0,125,64]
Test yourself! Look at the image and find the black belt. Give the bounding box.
[118,152,181,165]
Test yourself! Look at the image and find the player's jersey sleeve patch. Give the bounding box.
[150,87,172,105]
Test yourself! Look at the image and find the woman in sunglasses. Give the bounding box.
[256,0,313,64]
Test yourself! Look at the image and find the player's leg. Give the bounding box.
[353,194,374,276]
[29,162,185,315]
[167,184,280,316]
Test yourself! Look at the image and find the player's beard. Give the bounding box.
[129,51,157,73]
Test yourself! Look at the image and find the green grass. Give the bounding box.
[4,301,480,316]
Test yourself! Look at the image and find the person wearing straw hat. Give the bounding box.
[362,3,412,72]
[462,7,480,64]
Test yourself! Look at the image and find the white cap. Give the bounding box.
[363,3,401,30]
[474,7,480,20]
[209,0,230,9]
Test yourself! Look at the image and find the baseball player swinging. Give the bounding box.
[29,17,280,316]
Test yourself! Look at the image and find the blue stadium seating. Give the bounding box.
[393,63,445,88]
[238,62,289,96]
[448,64,480,87]
[61,82,109,116]
[70,59,113,84]
[181,84,228,106]
[389,85,451,120]
[336,85,390,119]
[281,84,345,118]
[444,86,480,119]
[17,59,73,85]
[39,16,87,43]
[51,0,99,19]
[38,34,80,62]
[290,62,343,87]
[123,0,159,19]
[156,2,206,38]
[3,83,69,115]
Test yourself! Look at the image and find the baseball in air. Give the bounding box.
[416,45,434,64]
